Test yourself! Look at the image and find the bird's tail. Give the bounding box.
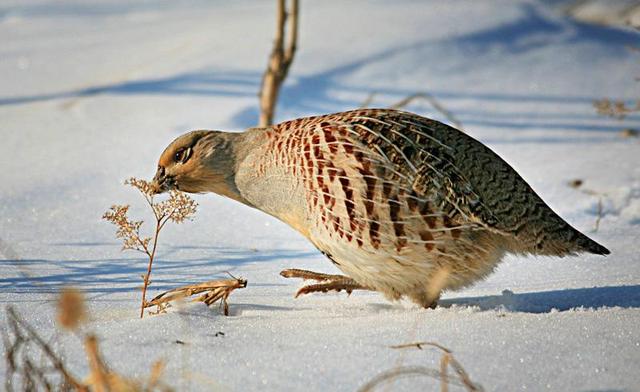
[574,232,610,255]
[523,215,610,257]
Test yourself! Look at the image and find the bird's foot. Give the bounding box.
[280,268,347,282]
[280,269,372,298]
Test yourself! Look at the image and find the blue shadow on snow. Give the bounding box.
[441,285,640,313]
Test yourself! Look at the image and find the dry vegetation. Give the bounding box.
[258,0,298,127]
[145,276,247,316]
[103,178,245,318]
[4,293,478,391]
[358,342,483,392]
[103,178,198,318]
[594,98,640,121]
[593,44,640,136]
[4,289,172,391]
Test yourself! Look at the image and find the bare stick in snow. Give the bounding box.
[258,0,299,127]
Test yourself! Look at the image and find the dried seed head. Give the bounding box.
[152,190,198,223]
[125,177,155,196]
[102,205,150,252]
[57,288,86,330]
[167,190,198,223]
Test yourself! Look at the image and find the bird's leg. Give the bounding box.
[280,269,373,298]
[280,268,347,282]
[408,291,441,309]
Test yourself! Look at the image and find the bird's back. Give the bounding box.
[384,110,608,256]
[261,108,608,257]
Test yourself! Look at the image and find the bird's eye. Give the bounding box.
[174,147,192,164]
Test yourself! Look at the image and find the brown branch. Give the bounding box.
[258,0,299,127]
[5,307,87,391]
[84,335,110,392]
[284,0,298,65]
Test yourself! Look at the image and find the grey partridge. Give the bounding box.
[151,109,609,308]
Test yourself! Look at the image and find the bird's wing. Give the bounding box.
[319,109,497,231]
[317,109,607,256]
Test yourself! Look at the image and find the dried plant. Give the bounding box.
[358,342,483,392]
[4,306,86,391]
[4,290,172,391]
[145,276,247,316]
[594,98,640,120]
[57,287,87,331]
[103,177,198,318]
[258,0,299,127]
[83,334,170,392]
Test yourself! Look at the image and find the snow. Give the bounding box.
[1,0,640,390]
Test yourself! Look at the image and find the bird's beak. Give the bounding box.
[150,166,174,194]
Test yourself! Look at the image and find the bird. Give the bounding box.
[150,109,609,309]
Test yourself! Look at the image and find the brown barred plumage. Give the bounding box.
[151,109,609,308]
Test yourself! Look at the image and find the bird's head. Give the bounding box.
[151,130,239,197]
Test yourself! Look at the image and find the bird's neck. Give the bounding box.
[206,129,267,207]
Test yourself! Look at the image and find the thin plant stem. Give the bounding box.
[6,307,87,391]
[140,217,162,319]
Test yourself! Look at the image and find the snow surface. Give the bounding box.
[1,0,640,390]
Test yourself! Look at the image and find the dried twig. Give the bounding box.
[358,341,483,392]
[258,0,299,127]
[103,178,197,318]
[145,277,247,316]
[84,335,111,392]
[392,92,463,130]
[5,306,86,391]
[4,291,173,391]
